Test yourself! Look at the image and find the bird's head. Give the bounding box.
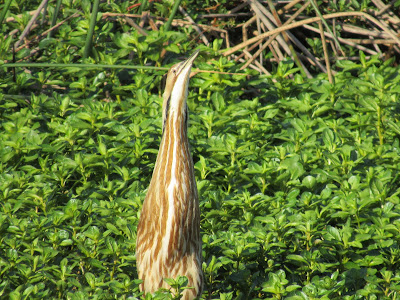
[162,50,199,132]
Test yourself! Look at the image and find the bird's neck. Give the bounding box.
[161,107,189,148]
[143,108,199,257]
[154,106,192,185]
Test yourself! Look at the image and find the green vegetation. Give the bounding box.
[1,0,400,299]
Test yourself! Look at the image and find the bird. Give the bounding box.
[136,50,203,299]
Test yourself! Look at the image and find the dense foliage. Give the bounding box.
[1,1,400,299]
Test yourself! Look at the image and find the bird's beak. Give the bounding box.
[176,50,199,77]
[162,50,199,130]
[172,50,199,107]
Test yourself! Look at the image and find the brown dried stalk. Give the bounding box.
[223,11,400,56]
[240,1,313,71]
[179,6,209,46]
[15,12,80,53]
[318,21,332,83]
[15,0,49,48]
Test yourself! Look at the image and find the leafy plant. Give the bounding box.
[1,0,400,299]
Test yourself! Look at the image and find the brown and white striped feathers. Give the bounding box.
[136,51,203,299]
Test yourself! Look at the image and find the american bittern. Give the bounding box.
[136,51,203,299]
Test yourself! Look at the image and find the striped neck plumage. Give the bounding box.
[162,51,199,135]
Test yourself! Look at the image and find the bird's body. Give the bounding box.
[136,51,203,299]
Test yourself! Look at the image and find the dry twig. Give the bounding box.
[14,0,49,48]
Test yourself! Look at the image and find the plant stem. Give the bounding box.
[377,105,384,145]
[164,0,182,31]
[83,0,100,59]
[2,62,168,71]
[48,0,62,39]
[0,0,13,25]
[138,0,148,15]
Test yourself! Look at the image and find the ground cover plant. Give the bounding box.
[1,0,400,299]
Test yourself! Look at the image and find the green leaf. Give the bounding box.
[302,175,316,189]
[85,272,96,288]
[325,226,341,241]
[359,96,378,112]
